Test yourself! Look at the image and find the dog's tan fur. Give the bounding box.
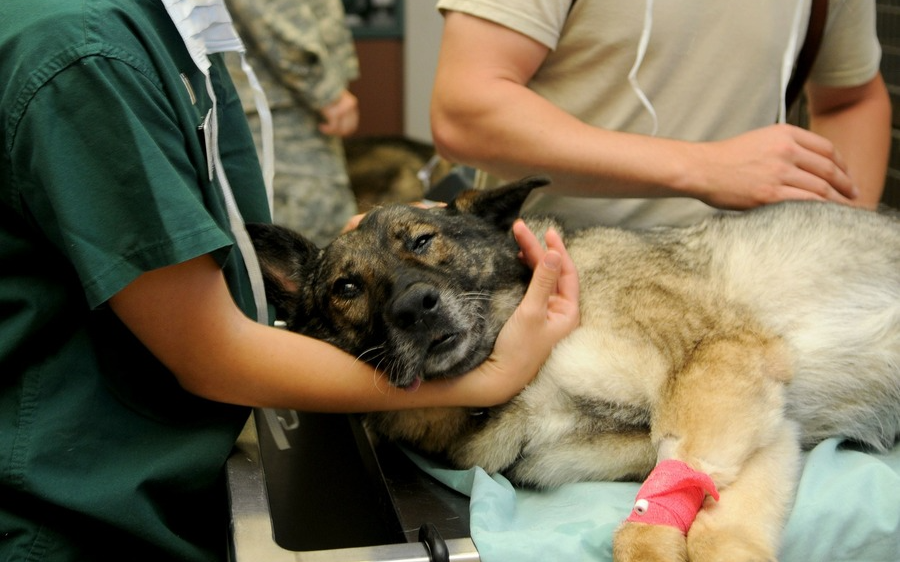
[250,177,900,561]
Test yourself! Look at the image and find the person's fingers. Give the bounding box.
[790,126,848,169]
[767,154,850,202]
[318,120,335,136]
[318,91,360,137]
[342,201,445,234]
[513,219,544,270]
[341,213,366,233]
[702,125,862,210]
[544,227,579,305]
[318,114,346,136]
[411,200,447,209]
[520,248,562,310]
[543,226,564,255]
[775,184,854,207]
[518,226,579,331]
[513,222,578,306]
[789,128,858,201]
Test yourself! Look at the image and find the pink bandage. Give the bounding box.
[625,459,720,535]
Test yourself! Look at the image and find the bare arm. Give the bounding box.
[108,222,578,413]
[431,11,859,210]
[806,72,892,208]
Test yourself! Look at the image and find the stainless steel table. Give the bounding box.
[226,410,481,562]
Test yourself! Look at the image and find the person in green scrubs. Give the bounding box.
[0,1,580,560]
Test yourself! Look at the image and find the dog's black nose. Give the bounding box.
[390,282,441,329]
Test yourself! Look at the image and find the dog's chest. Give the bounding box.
[517,341,656,442]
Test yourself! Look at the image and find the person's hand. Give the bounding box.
[341,202,446,233]
[341,212,366,233]
[318,89,359,137]
[689,124,859,209]
[451,220,580,406]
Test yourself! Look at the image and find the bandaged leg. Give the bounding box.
[613,332,793,562]
[626,459,720,534]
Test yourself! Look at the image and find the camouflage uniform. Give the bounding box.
[226,0,359,246]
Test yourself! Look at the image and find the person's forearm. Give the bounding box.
[186,316,503,412]
[432,79,695,198]
[110,224,578,413]
[192,232,576,412]
[431,70,860,209]
[807,74,892,208]
[432,9,859,211]
[110,255,515,413]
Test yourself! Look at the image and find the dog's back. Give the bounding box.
[562,201,900,452]
[709,203,900,449]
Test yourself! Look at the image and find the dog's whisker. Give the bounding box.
[371,357,391,395]
[385,362,403,395]
[461,290,491,297]
[355,345,387,365]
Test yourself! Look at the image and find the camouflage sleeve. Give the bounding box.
[228,0,359,111]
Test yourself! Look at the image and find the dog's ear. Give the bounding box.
[449,175,550,230]
[246,223,319,322]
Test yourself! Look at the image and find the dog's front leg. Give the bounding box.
[686,422,800,562]
[613,331,796,562]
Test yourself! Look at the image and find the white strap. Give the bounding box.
[165,0,288,448]
[239,53,275,213]
[204,78,269,326]
[628,0,658,137]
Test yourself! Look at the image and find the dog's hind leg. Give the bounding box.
[613,330,796,562]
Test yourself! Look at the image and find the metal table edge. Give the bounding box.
[226,412,480,562]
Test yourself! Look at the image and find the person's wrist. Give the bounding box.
[478,347,541,406]
[666,140,708,201]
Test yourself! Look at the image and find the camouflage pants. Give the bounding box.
[245,108,358,247]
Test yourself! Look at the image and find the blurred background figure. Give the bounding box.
[227,0,360,246]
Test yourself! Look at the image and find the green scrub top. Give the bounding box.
[0,0,271,560]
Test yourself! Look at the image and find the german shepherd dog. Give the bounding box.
[248,177,900,562]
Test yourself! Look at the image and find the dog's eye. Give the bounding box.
[332,278,361,299]
[411,233,434,254]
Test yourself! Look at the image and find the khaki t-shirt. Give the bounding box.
[437,0,882,228]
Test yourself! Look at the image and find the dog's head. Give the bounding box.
[248,176,550,389]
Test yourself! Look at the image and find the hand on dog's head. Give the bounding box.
[247,176,551,386]
[248,175,549,314]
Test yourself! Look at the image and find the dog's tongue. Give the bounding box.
[404,378,422,392]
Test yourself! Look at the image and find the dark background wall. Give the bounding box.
[877,0,899,208]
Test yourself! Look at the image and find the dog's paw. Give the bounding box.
[612,521,687,562]
[687,525,777,562]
